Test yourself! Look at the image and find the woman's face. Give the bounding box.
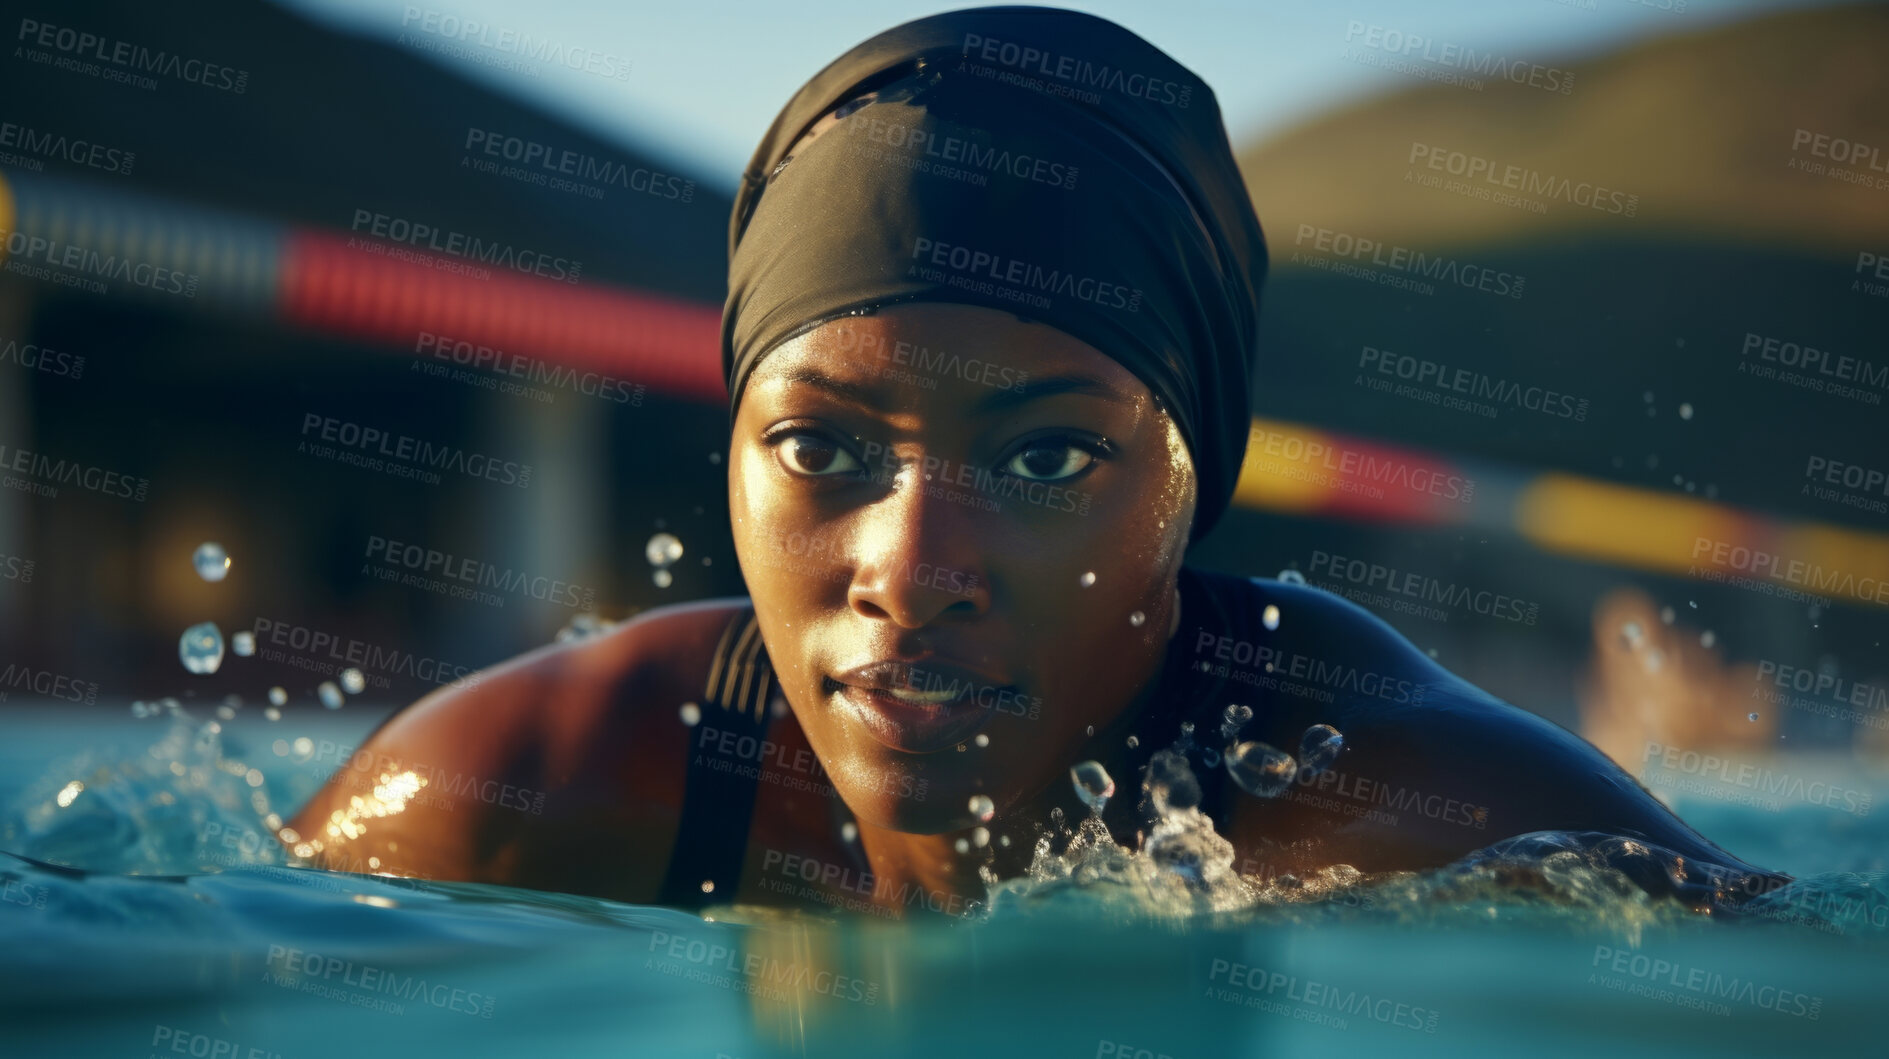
[729,301,1197,834]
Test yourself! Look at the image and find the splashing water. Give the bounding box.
[179,622,225,675]
[1225,741,1295,798]
[1276,569,1305,585]
[1298,724,1344,778]
[1070,761,1114,815]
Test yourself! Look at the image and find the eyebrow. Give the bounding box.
[775,367,1132,416]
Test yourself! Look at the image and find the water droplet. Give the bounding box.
[1125,734,1139,749]
[1679,403,1693,420]
[1644,648,1665,673]
[232,631,255,657]
[999,834,1011,847]
[179,622,225,675]
[1700,630,1716,648]
[954,838,971,854]
[193,542,230,582]
[1748,712,1759,722]
[840,821,858,843]
[1262,605,1280,631]
[700,880,715,894]
[968,794,995,822]
[1688,600,1698,609]
[646,532,684,568]
[679,702,701,726]
[340,668,366,695]
[653,568,674,589]
[291,737,313,758]
[974,733,989,748]
[1298,724,1344,778]
[1642,390,1654,404]
[708,452,722,465]
[318,682,343,709]
[1226,741,1296,798]
[1277,569,1305,585]
[1620,621,1644,650]
[1079,571,1096,588]
[1129,611,1146,627]
[1659,606,1675,625]
[972,826,989,848]
[216,704,236,721]
[1220,703,1254,742]
[264,707,281,722]
[268,687,287,706]
[1070,761,1114,814]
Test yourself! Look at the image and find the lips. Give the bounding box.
[827,659,1012,754]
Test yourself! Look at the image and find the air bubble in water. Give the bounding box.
[232,631,255,657]
[1226,741,1296,798]
[1070,760,1114,815]
[1299,724,1344,777]
[1079,571,1096,588]
[193,542,230,582]
[1277,569,1306,585]
[318,682,343,709]
[679,702,701,726]
[1129,611,1146,627]
[968,794,995,822]
[180,622,225,675]
[1220,703,1253,742]
[1262,605,1280,631]
[268,687,287,706]
[340,668,366,695]
[646,532,684,569]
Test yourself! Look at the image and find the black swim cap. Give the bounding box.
[724,5,1267,542]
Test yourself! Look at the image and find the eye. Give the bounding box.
[1001,437,1103,482]
[772,431,863,478]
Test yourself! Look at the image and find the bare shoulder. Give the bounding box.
[286,598,752,895]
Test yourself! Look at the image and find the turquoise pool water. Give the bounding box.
[2,701,1886,1058]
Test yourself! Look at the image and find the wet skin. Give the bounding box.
[284,303,1790,914]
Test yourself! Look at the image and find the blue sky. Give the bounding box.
[276,0,1829,194]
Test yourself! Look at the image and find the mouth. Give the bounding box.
[825,660,1012,754]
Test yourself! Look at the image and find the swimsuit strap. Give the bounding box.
[657,604,776,907]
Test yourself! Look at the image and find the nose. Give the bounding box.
[848,462,992,628]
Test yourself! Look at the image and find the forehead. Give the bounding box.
[746,301,1149,403]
